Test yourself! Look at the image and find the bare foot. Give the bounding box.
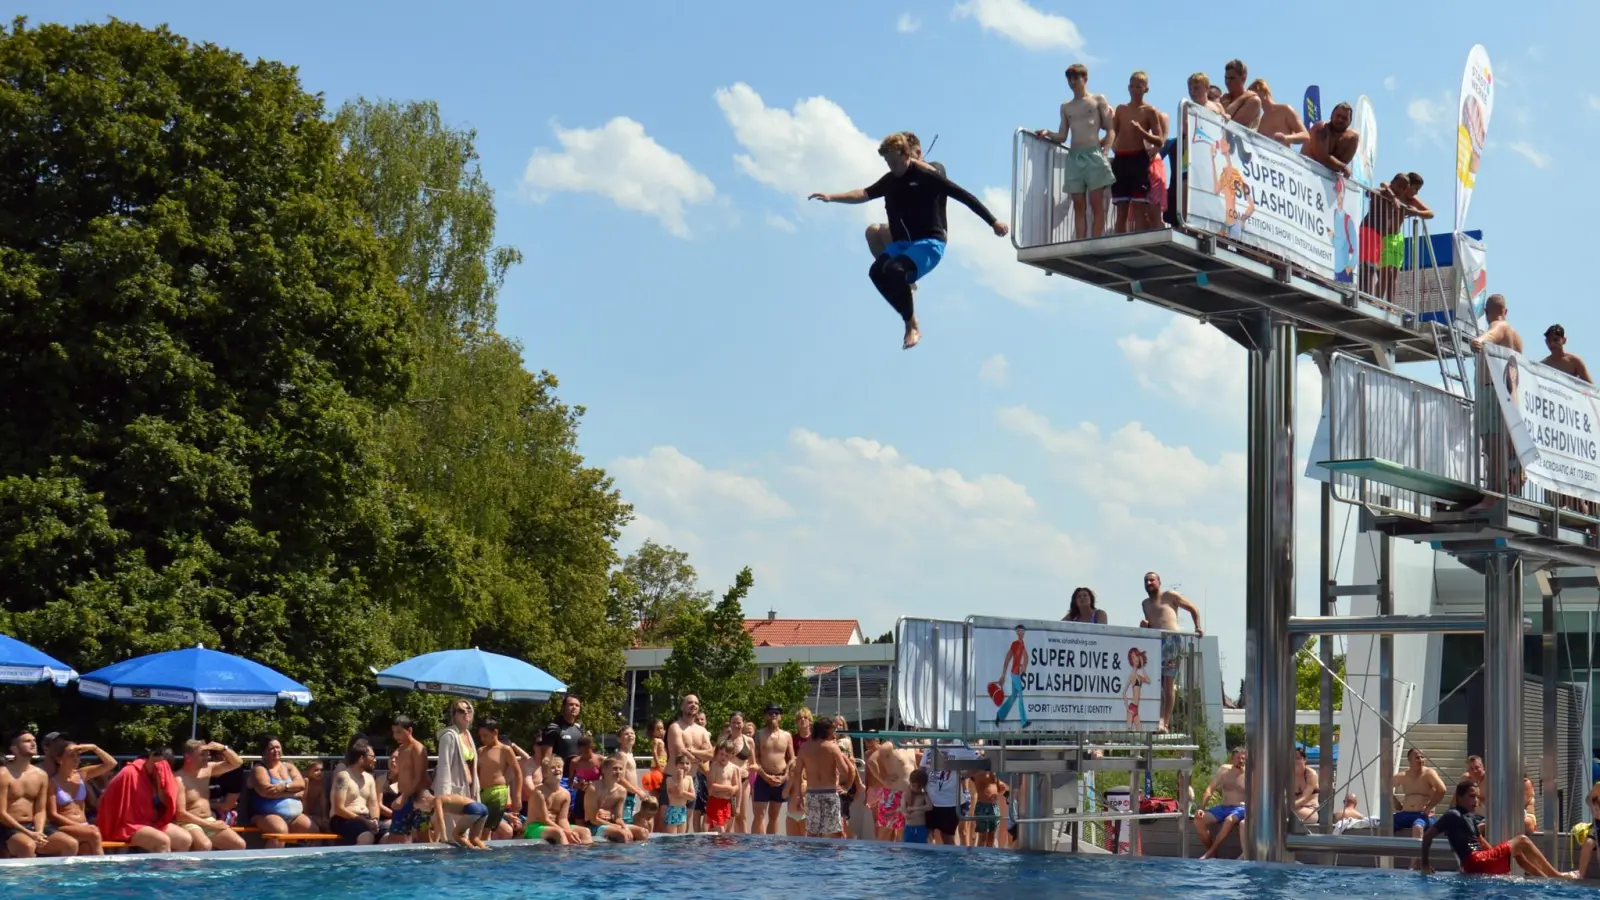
[903,329,921,350]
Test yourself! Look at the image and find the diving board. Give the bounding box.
[1318,458,1482,504]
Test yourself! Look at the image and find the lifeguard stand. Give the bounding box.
[1007,100,1597,866]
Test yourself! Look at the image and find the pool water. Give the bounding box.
[5,836,1596,899]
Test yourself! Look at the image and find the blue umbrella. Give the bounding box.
[0,634,78,687]
[79,644,312,737]
[375,649,566,702]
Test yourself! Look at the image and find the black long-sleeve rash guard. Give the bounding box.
[864,165,997,243]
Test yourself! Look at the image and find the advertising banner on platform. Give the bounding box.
[1456,45,1494,232]
[970,618,1164,732]
[1185,105,1362,280]
[1482,345,1600,502]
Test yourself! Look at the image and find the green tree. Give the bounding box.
[873,631,894,644]
[643,567,807,729]
[1294,637,1345,745]
[610,541,712,646]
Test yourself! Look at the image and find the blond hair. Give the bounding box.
[1131,70,1148,84]
[1248,78,1269,96]
[1187,72,1209,88]
[878,133,912,157]
[901,131,922,150]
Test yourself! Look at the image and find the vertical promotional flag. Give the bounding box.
[1352,95,1378,185]
[1455,45,1494,232]
[1303,85,1322,125]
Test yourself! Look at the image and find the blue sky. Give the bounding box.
[18,0,1589,684]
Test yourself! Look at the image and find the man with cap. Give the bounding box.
[752,703,794,835]
[1541,324,1592,384]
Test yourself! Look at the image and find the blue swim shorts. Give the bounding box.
[1393,810,1431,831]
[1207,804,1246,823]
[882,239,947,282]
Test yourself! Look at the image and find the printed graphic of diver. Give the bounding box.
[993,624,1031,728]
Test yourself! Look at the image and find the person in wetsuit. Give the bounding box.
[1420,780,1569,879]
[810,132,1009,350]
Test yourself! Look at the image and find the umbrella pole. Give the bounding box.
[191,701,198,740]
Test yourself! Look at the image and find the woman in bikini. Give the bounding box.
[569,734,605,830]
[1064,586,1108,624]
[250,735,314,846]
[47,740,118,855]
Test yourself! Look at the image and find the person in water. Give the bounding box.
[1421,780,1568,878]
[810,132,1009,351]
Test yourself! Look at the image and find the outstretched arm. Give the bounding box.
[810,188,870,204]
[933,171,1009,236]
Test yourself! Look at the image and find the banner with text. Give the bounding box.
[1455,44,1494,233]
[1482,344,1600,502]
[970,620,1164,732]
[1185,105,1362,280]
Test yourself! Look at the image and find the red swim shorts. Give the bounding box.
[706,796,732,829]
[1461,841,1512,876]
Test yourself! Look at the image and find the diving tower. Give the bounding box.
[1004,100,1600,868]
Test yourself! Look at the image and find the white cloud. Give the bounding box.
[521,117,715,238]
[947,186,1056,306]
[1117,315,1244,418]
[979,353,1010,386]
[1589,95,1600,111]
[764,212,798,233]
[951,0,1084,52]
[1508,141,1551,169]
[714,83,882,199]
[1383,76,1397,91]
[1406,97,1444,126]
[612,446,794,520]
[998,406,1243,508]
[897,13,922,33]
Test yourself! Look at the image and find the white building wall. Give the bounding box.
[1334,533,1436,815]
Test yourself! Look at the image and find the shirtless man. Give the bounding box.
[1300,102,1359,177]
[795,717,854,838]
[1542,324,1592,383]
[1251,80,1308,147]
[1110,71,1166,234]
[176,739,247,851]
[1393,747,1446,838]
[705,741,742,834]
[477,718,521,839]
[586,753,650,842]
[667,694,714,831]
[1360,173,1433,300]
[1034,63,1114,239]
[383,715,431,843]
[1337,793,1365,822]
[1219,59,1262,130]
[872,739,917,840]
[970,769,1005,847]
[1292,747,1320,823]
[0,731,80,858]
[331,739,383,846]
[752,703,794,835]
[527,754,589,844]
[1188,73,1226,116]
[1471,295,1525,496]
[1139,571,1203,732]
[1195,748,1247,859]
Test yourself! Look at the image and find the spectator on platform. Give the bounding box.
[1393,747,1446,838]
[1301,102,1359,178]
[1110,71,1167,234]
[1064,586,1108,624]
[1251,80,1308,147]
[1542,324,1592,383]
[1033,63,1115,239]
[1189,73,1225,116]
[1471,295,1526,496]
[1218,60,1262,130]
[1360,172,1433,300]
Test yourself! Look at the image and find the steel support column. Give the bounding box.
[1243,315,1296,862]
[1377,534,1396,862]
[1483,553,1525,852]
[1541,586,1558,865]
[1318,483,1335,833]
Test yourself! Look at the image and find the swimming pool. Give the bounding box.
[5,836,1596,899]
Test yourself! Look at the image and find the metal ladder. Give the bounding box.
[1412,220,1473,400]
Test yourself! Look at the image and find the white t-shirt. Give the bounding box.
[922,744,978,808]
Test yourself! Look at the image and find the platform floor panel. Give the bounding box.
[1017,230,1439,364]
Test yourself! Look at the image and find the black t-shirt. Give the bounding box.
[865,164,995,243]
[541,720,584,767]
[210,766,246,808]
[1433,807,1484,862]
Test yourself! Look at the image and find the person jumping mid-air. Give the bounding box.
[810,133,1009,350]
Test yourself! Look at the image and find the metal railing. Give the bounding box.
[1324,353,1475,517]
[1010,101,1449,323]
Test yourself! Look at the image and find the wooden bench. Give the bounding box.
[260,833,340,846]
[1135,816,1244,859]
